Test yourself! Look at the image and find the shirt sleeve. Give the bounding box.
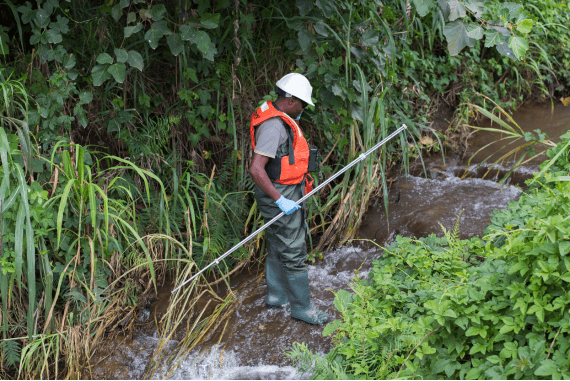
[254,118,286,158]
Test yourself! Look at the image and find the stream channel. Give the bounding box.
[91,102,570,379]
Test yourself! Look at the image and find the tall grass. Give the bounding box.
[462,95,556,182]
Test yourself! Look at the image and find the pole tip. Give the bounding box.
[402,124,408,129]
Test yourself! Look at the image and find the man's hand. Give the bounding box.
[249,153,281,201]
[275,195,300,215]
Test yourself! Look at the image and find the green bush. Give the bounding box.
[289,136,570,379]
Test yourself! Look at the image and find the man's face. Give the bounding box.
[289,97,305,118]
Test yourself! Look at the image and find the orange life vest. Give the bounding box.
[250,101,313,194]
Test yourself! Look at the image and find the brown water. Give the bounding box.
[91,102,570,379]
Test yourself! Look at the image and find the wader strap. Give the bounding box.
[287,127,295,165]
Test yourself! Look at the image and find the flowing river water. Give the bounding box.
[90,102,570,379]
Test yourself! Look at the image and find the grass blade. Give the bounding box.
[57,179,77,247]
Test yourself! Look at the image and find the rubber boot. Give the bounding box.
[284,271,328,325]
[265,254,289,308]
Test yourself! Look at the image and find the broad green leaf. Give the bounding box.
[466,367,481,379]
[298,29,315,52]
[200,13,220,29]
[439,0,465,21]
[46,29,62,43]
[517,19,533,34]
[120,0,130,8]
[315,0,336,18]
[127,11,136,24]
[180,24,199,41]
[496,41,517,60]
[63,54,76,69]
[155,19,172,34]
[167,33,184,56]
[485,366,505,379]
[464,0,484,18]
[76,108,87,128]
[145,26,163,49]
[333,289,353,311]
[285,39,297,50]
[201,42,217,62]
[150,4,167,20]
[433,359,452,375]
[112,4,121,22]
[296,0,313,16]
[50,15,70,34]
[35,9,50,28]
[361,29,379,46]
[194,31,211,53]
[79,90,93,104]
[96,52,113,64]
[285,18,303,31]
[127,50,144,71]
[535,360,559,377]
[484,29,506,48]
[107,62,127,83]
[183,68,198,83]
[180,23,198,43]
[91,64,111,86]
[124,23,142,37]
[412,0,435,17]
[30,31,42,45]
[559,241,570,256]
[114,48,128,63]
[443,20,475,56]
[466,24,483,40]
[443,309,457,318]
[146,19,170,49]
[508,36,528,60]
[314,20,328,36]
[498,2,523,20]
[322,320,341,337]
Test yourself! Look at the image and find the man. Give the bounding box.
[249,73,328,325]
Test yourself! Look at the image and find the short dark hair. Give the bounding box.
[275,87,288,98]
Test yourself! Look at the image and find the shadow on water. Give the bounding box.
[90,102,570,379]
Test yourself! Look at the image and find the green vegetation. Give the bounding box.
[288,134,570,379]
[0,0,568,377]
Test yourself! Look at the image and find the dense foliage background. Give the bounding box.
[0,0,569,377]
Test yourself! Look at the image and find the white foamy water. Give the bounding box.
[155,344,305,380]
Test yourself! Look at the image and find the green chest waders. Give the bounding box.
[254,136,328,325]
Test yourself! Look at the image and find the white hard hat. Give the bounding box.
[276,73,315,106]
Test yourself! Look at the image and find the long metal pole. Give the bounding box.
[172,124,407,293]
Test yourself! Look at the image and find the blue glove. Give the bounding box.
[275,195,301,215]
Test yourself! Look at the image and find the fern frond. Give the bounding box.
[1,339,21,369]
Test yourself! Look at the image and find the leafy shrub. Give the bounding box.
[290,138,570,379]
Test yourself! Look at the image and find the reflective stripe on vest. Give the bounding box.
[250,101,309,185]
